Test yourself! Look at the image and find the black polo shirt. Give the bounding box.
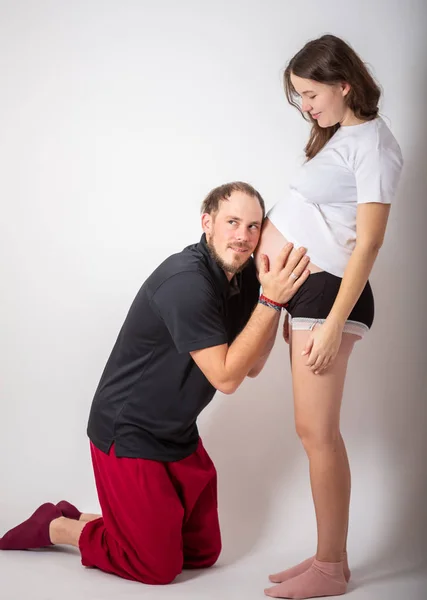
[87,234,260,461]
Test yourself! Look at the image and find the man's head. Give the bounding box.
[201,182,265,278]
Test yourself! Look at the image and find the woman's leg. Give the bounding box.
[269,445,351,584]
[269,323,352,584]
[265,328,358,598]
[339,433,351,557]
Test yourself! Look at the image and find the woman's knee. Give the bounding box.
[295,420,341,453]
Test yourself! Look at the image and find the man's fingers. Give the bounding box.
[258,254,269,277]
[283,246,308,277]
[272,243,294,274]
[291,268,310,291]
[282,313,290,343]
[290,255,310,280]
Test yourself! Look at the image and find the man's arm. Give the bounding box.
[190,244,309,394]
[246,319,279,378]
[191,304,280,393]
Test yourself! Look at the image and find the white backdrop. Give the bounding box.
[1,0,426,591]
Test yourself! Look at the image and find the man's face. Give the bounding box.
[202,191,263,278]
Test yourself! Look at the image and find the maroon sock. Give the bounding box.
[55,500,82,521]
[0,503,62,550]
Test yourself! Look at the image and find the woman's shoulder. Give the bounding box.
[348,117,403,170]
[355,117,401,151]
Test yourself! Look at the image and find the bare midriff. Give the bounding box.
[254,217,324,275]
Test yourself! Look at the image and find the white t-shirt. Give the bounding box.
[267,117,403,277]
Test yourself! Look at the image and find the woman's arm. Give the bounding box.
[303,202,391,374]
[328,202,390,325]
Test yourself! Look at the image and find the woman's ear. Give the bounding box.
[341,82,351,98]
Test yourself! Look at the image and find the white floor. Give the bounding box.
[1,546,426,600]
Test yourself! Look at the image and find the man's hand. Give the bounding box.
[283,312,290,344]
[258,243,310,305]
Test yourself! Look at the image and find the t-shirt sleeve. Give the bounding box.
[354,135,403,205]
[150,271,228,354]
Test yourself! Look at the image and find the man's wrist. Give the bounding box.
[259,293,288,312]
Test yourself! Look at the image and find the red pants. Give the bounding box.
[79,440,221,584]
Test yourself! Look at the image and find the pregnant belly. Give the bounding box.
[254,217,324,274]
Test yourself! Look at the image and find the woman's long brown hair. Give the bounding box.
[284,34,381,159]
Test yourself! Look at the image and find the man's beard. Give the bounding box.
[206,237,252,275]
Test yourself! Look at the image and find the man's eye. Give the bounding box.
[228,220,237,225]
[250,225,259,230]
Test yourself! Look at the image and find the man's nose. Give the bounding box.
[236,227,250,241]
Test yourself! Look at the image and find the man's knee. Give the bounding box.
[150,565,182,585]
[184,540,222,570]
[124,542,183,584]
[136,557,182,585]
[203,545,221,568]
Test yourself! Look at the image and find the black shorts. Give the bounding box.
[286,271,374,337]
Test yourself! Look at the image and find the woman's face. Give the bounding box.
[290,73,352,128]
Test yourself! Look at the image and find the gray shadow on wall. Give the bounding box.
[200,333,301,564]
[346,115,427,576]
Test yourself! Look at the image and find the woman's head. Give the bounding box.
[284,34,381,158]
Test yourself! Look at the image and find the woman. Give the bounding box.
[256,35,403,599]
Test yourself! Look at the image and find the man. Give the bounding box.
[0,182,310,584]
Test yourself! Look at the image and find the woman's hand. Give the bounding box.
[302,318,344,374]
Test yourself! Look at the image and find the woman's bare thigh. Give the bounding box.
[289,327,359,436]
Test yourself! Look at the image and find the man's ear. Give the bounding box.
[201,212,213,235]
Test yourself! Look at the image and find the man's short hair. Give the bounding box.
[201,182,265,219]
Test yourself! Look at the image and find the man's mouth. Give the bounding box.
[229,246,250,253]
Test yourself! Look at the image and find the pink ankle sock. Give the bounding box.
[56,500,82,520]
[264,559,347,599]
[0,503,62,550]
[269,553,351,584]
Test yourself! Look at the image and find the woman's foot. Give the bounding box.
[265,560,347,599]
[269,552,351,584]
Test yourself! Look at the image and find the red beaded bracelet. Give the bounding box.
[259,294,289,309]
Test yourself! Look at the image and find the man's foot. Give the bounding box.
[264,560,347,598]
[56,500,82,520]
[56,501,100,522]
[0,503,61,550]
[269,553,351,584]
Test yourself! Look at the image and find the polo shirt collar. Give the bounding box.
[198,234,242,298]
